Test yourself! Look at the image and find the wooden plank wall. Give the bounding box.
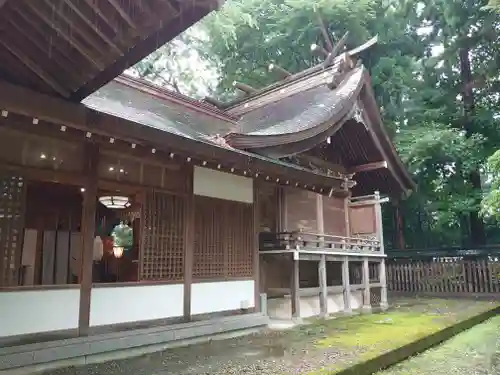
[387,259,500,295]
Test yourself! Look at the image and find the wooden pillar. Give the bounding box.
[374,191,384,254]
[78,143,99,336]
[342,256,352,313]
[344,194,351,237]
[316,194,324,234]
[318,254,328,317]
[253,180,261,312]
[374,191,388,310]
[183,168,194,321]
[379,259,389,310]
[362,258,371,312]
[290,252,300,319]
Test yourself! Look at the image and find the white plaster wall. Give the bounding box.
[0,288,80,337]
[89,284,184,327]
[193,166,253,203]
[191,280,255,315]
[351,291,363,309]
[327,293,345,312]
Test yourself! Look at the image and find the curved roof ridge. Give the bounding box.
[223,36,378,112]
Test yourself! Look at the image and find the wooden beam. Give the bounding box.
[318,254,327,317]
[341,256,352,313]
[298,154,346,174]
[0,161,85,186]
[12,8,92,80]
[362,258,371,311]
[25,2,104,70]
[108,0,138,29]
[183,167,194,321]
[349,160,388,174]
[6,17,84,86]
[43,0,108,56]
[268,64,292,79]
[159,0,181,14]
[78,143,99,336]
[0,81,344,189]
[233,81,258,95]
[315,9,334,51]
[0,39,70,97]
[70,5,209,100]
[324,31,349,67]
[253,180,261,312]
[291,253,300,319]
[202,96,226,109]
[83,0,120,34]
[311,43,329,57]
[61,0,122,54]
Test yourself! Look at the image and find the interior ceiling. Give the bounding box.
[0,0,216,101]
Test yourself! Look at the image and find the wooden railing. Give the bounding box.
[259,230,382,254]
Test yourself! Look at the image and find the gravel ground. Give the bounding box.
[376,315,500,375]
[40,298,498,375]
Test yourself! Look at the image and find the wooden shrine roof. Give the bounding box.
[218,55,414,196]
[0,0,220,101]
[82,67,413,197]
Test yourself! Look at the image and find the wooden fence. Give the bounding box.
[386,259,500,294]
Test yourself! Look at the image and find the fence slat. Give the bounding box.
[387,258,500,297]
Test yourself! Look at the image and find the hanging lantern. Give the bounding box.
[111,222,133,258]
[113,246,124,258]
[99,195,131,209]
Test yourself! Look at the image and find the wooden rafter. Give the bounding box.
[6,17,83,86]
[24,2,104,70]
[61,0,122,54]
[12,9,94,81]
[83,0,120,34]
[311,43,329,57]
[160,0,181,14]
[108,0,138,29]
[203,96,226,109]
[268,64,292,79]
[299,154,346,174]
[348,161,388,174]
[324,31,349,67]
[233,81,258,95]
[42,0,108,59]
[0,39,69,97]
[315,9,334,52]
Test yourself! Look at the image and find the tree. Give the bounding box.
[131,0,500,248]
[126,31,218,98]
[406,0,500,245]
[197,0,425,134]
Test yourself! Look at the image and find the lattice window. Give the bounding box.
[193,196,225,278]
[194,196,254,279]
[140,191,185,281]
[0,174,25,286]
[226,202,253,277]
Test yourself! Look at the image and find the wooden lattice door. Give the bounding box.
[0,173,26,286]
[140,190,185,281]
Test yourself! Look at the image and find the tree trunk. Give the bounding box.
[393,201,405,250]
[459,47,486,246]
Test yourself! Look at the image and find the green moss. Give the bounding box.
[315,312,443,350]
[303,299,500,375]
